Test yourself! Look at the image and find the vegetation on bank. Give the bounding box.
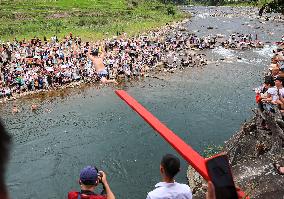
[0,0,187,41]
[190,0,284,15]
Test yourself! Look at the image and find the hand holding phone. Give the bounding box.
[205,154,238,199]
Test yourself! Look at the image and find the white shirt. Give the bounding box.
[146,182,192,199]
[267,87,284,101]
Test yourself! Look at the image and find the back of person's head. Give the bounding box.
[161,154,180,179]
[264,75,275,86]
[91,50,99,57]
[79,166,99,187]
[0,119,11,198]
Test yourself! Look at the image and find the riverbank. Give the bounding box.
[0,0,187,41]
[190,0,272,7]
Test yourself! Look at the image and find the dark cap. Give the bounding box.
[275,77,284,82]
[80,166,98,185]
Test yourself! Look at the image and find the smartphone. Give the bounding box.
[205,154,238,199]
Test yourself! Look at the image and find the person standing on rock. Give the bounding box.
[87,46,117,84]
[146,154,192,199]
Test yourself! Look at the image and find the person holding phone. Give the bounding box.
[68,166,115,199]
[206,181,216,199]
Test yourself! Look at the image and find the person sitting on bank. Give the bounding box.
[68,166,115,199]
[262,77,284,111]
[146,154,192,199]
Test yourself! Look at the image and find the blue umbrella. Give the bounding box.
[16,68,23,71]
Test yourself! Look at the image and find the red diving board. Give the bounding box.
[115,90,209,180]
[115,90,248,199]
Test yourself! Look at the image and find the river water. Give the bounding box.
[3,6,283,199]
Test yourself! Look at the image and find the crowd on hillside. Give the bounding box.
[255,36,284,114]
[0,21,211,101]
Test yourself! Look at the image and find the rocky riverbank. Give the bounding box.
[187,109,284,198]
[225,109,284,198]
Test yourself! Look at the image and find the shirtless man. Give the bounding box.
[87,46,117,84]
[31,104,38,111]
[12,104,19,114]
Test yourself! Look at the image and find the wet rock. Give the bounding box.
[187,165,206,198]
[224,110,284,198]
[188,109,284,198]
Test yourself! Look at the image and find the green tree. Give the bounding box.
[259,0,284,15]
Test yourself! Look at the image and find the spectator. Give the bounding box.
[146,154,192,199]
[0,119,11,199]
[271,67,280,80]
[68,166,115,199]
[206,181,216,199]
[263,77,284,110]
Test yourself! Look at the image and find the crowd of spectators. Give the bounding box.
[0,20,212,102]
[255,36,284,114]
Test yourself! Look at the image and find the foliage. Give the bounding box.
[157,0,191,4]
[259,0,284,15]
[167,5,176,15]
[191,0,283,14]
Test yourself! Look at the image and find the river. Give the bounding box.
[3,6,283,199]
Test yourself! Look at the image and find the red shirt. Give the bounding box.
[68,191,106,199]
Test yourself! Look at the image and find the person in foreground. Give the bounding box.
[68,166,115,199]
[146,154,192,199]
[0,119,11,199]
[206,181,216,199]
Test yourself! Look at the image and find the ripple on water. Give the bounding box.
[253,45,277,58]
[197,13,210,19]
[212,46,236,58]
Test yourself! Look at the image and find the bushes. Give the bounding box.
[127,0,139,9]
[167,5,176,15]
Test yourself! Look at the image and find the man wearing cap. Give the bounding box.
[68,166,115,199]
[146,154,192,199]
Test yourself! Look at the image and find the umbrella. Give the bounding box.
[46,67,54,72]
[16,68,23,71]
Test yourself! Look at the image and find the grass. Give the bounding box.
[0,0,187,42]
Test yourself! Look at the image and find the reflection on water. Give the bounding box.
[3,6,284,199]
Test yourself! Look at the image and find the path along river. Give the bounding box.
[3,6,284,199]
